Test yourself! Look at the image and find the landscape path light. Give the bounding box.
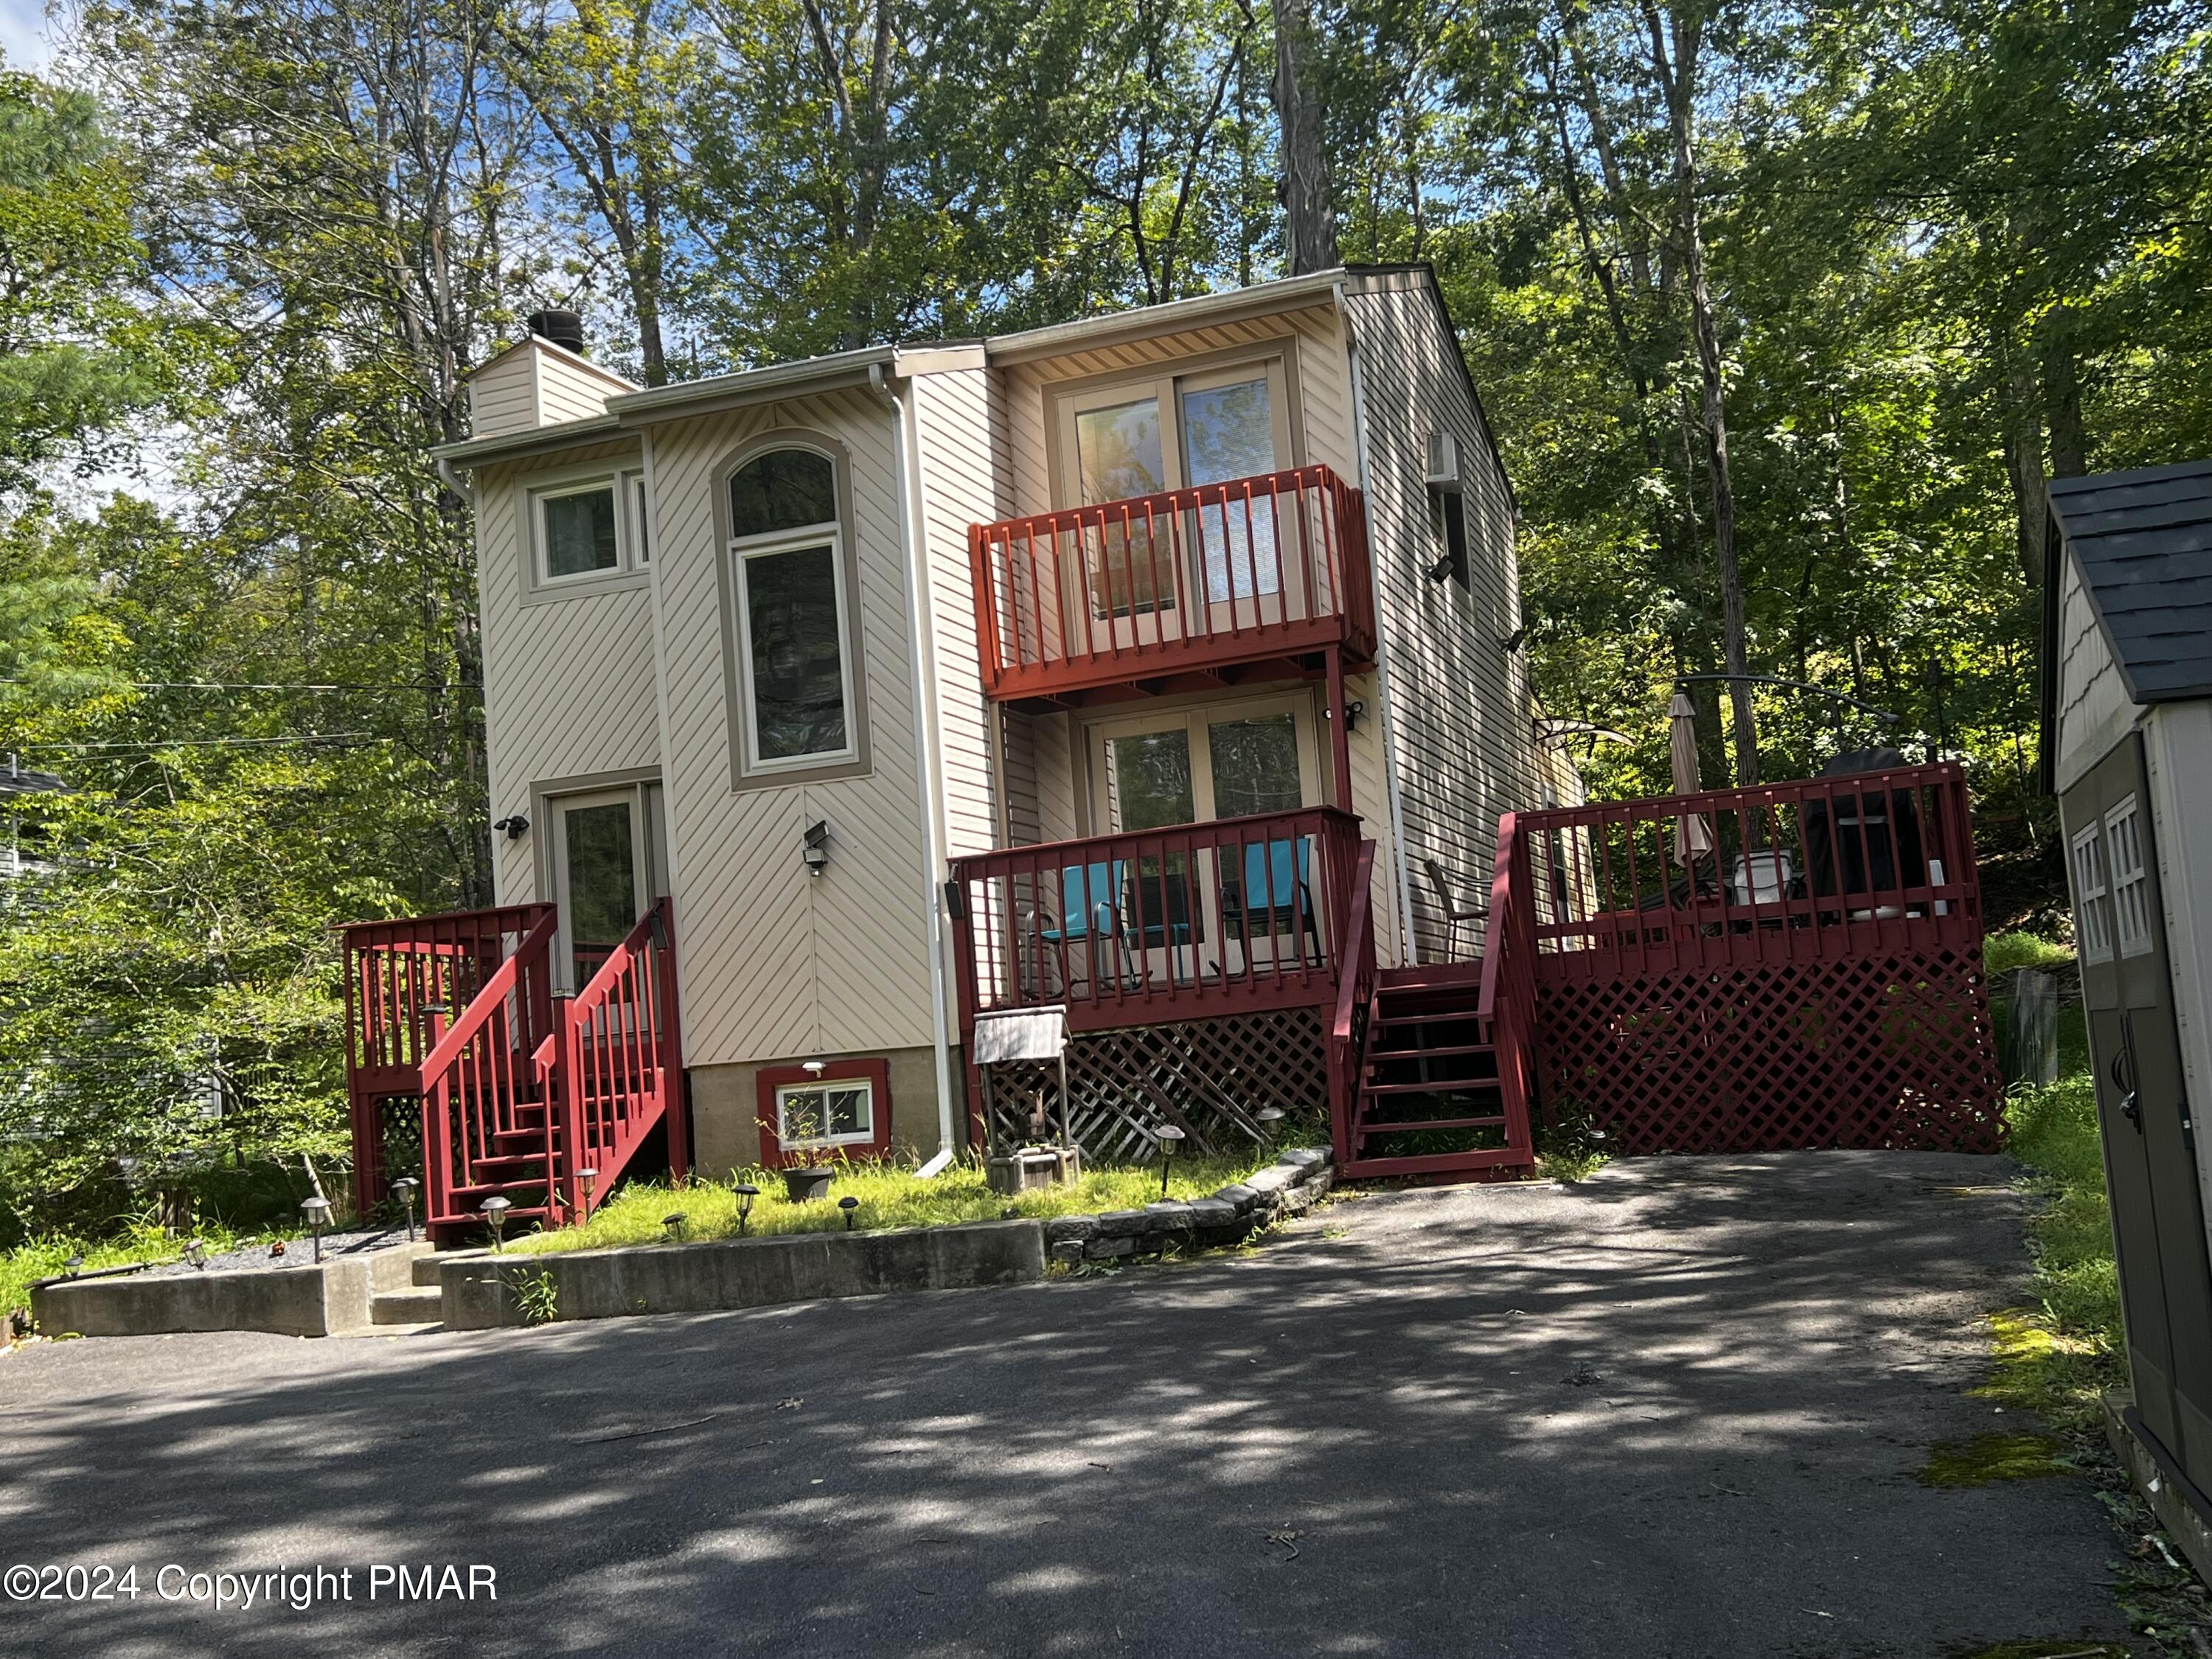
[390,1176,420,1242]
[663,1213,687,1242]
[1155,1124,1186,1198]
[183,1239,206,1270]
[1255,1107,1284,1141]
[301,1195,333,1264]
[736,1183,759,1236]
[481,1194,512,1251]
[63,1255,83,1279]
[576,1167,599,1221]
[838,1195,859,1231]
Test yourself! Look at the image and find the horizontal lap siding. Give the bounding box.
[911,365,1003,860]
[479,442,659,907]
[2056,551,2143,793]
[468,352,538,440]
[648,391,933,1066]
[1346,271,1542,963]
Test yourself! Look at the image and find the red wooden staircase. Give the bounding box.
[344,900,686,1240]
[1329,838,1538,1182]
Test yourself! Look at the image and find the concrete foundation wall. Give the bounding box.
[689,1045,950,1176]
[32,1256,378,1339]
[442,1217,1043,1329]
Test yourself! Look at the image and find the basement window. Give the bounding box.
[2070,821,2113,964]
[2105,796,2153,959]
[774,1080,875,1151]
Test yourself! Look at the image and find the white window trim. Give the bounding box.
[730,523,860,776]
[775,1079,875,1150]
[526,465,647,597]
[1053,352,1296,510]
[621,467,649,564]
[2070,820,2113,964]
[2105,795,2154,960]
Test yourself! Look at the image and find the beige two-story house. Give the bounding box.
[346,266,1573,1234]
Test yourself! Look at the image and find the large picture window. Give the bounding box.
[727,445,858,773]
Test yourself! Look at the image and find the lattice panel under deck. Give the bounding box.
[981,1006,1327,1161]
[1533,947,2002,1155]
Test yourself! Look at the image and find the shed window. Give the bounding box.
[2105,796,2154,959]
[728,445,855,771]
[2070,821,2114,964]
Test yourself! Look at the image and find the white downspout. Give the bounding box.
[1339,284,1420,967]
[872,362,959,1175]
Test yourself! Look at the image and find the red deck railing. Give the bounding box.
[1513,761,1982,979]
[970,465,1377,701]
[948,806,1363,1032]
[341,903,557,1206]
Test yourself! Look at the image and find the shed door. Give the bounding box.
[2064,731,2212,1483]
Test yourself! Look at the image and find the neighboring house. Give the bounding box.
[2041,458,2212,1568]
[347,265,1572,1233]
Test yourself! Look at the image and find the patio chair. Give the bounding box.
[1423,857,1484,960]
[1227,837,1322,965]
[1040,860,1138,987]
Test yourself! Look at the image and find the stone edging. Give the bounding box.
[1042,1146,1335,1267]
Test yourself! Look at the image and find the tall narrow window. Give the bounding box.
[728,446,857,771]
[2106,797,2154,959]
[2070,821,2113,964]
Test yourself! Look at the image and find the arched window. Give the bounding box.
[727,444,858,771]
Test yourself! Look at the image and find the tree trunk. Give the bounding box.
[2003,348,2048,588]
[1644,1,1756,785]
[1271,0,1338,276]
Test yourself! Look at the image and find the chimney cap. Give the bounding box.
[526,308,586,355]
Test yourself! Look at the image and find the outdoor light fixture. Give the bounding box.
[391,1176,420,1242]
[735,1183,759,1236]
[481,1193,512,1251]
[663,1213,687,1242]
[183,1239,207,1270]
[492,814,529,841]
[801,818,830,877]
[839,1195,859,1232]
[803,1059,827,1078]
[1255,1107,1285,1141]
[301,1194,333,1264]
[1155,1124,1186,1198]
[576,1166,599,1220]
[63,1255,83,1279]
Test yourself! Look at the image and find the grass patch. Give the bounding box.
[1986,929,2077,976]
[1980,1072,2123,1437]
[510,1150,1284,1257]
[1916,1430,2069,1487]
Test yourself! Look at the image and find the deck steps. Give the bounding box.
[1335,961,1534,1182]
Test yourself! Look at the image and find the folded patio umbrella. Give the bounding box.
[1669,692,1715,863]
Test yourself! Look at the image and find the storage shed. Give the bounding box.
[2041,456,2212,1570]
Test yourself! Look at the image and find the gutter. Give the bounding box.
[870,362,959,1178]
[436,453,475,507]
[1338,279,1420,967]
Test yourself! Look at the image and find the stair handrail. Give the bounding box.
[1475,813,1539,1151]
[1328,840,1380,1168]
[1475,813,1519,1029]
[535,899,681,1222]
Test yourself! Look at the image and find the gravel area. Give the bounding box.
[133,1225,410,1279]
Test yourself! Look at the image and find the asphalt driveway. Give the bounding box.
[0,1152,2128,1657]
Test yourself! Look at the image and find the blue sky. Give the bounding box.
[0,0,50,70]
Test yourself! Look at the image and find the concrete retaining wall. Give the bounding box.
[32,1256,378,1340]
[1042,1147,1335,1265]
[443,1217,1048,1329]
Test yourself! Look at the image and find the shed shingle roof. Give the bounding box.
[2047,458,2212,704]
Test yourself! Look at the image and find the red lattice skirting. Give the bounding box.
[1532,947,2003,1155]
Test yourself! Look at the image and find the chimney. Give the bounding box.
[526,308,586,355]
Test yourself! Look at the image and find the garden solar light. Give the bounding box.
[839,1195,859,1231]
[391,1176,420,1242]
[183,1239,206,1270]
[1155,1124,1186,1197]
[63,1255,83,1279]
[663,1213,686,1242]
[735,1183,759,1235]
[481,1193,512,1251]
[1256,1107,1284,1138]
[576,1166,599,1218]
[301,1194,333,1263]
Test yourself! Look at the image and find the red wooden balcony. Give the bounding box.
[947,805,1363,1033]
[969,465,1377,703]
